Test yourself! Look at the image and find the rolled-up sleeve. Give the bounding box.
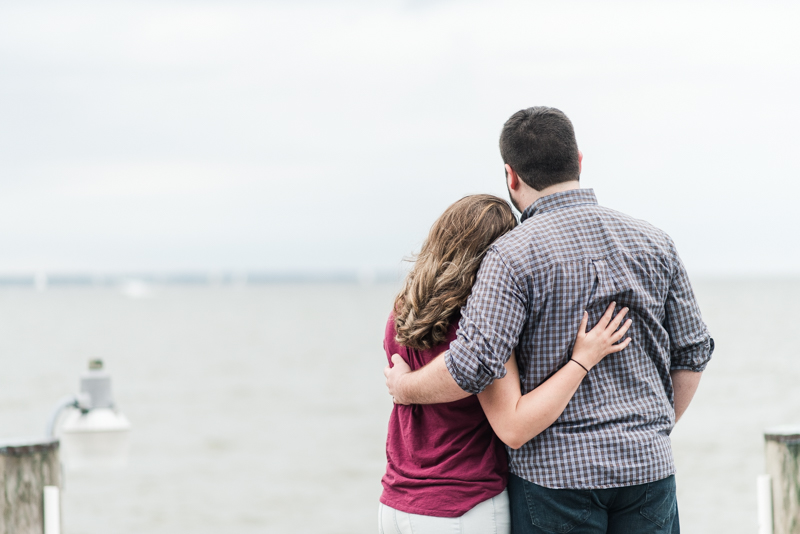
[445,248,527,394]
[664,242,714,372]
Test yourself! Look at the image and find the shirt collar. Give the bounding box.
[520,188,598,223]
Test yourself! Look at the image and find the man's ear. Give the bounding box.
[505,164,520,191]
[578,150,583,174]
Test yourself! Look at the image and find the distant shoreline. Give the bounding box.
[0,272,797,289]
[0,270,404,287]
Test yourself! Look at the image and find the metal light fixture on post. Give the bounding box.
[47,359,131,470]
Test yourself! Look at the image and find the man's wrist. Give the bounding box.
[394,370,413,404]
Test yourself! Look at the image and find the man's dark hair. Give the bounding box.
[499,107,580,191]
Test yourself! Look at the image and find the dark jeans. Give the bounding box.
[508,473,679,534]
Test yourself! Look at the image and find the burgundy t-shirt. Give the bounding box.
[380,313,508,517]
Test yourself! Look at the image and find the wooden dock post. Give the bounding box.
[765,426,800,534]
[0,438,61,534]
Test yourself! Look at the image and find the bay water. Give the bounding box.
[0,278,797,533]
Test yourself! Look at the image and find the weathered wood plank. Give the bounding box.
[0,438,61,534]
[766,426,800,534]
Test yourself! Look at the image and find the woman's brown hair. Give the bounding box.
[394,194,518,350]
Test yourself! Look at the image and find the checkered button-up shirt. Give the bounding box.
[445,188,713,489]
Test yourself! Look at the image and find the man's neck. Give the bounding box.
[518,181,580,213]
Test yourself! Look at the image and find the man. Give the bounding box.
[385,106,713,533]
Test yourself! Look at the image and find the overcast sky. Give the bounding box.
[0,0,797,276]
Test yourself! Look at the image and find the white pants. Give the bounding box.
[378,490,510,534]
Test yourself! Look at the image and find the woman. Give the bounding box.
[379,195,631,534]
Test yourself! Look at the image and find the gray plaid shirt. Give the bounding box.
[445,188,713,489]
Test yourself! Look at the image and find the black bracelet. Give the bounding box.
[570,358,590,374]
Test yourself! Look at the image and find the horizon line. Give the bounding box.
[0,269,798,288]
[0,269,404,287]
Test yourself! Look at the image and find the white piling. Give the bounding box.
[43,485,61,534]
[758,474,774,534]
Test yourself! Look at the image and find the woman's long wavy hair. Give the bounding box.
[394,194,518,350]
